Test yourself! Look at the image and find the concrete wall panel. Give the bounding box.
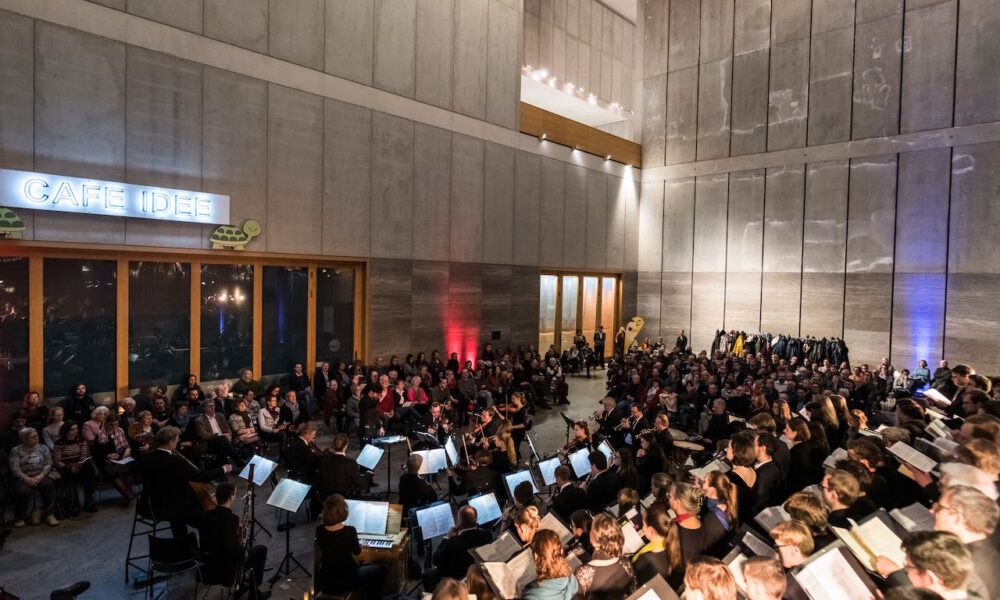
[487,0,521,129]
[760,166,804,334]
[770,0,810,44]
[734,0,770,56]
[731,49,770,156]
[454,0,489,120]
[666,67,698,165]
[697,58,732,160]
[642,73,667,168]
[373,0,416,97]
[371,112,415,259]
[585,170,608,270]
[411,261,449,352]
[128,0,202,33]
[205,0,268,53]
[0,11,32,172]
[513,152,542,266]
[955,0,1000,126]
[724,170,764,331]
[450,134,486,263]
[539,157,565,267]
[808,27,854,145]
[484,143,516,263]
[638,182,664,273]
[323,99,372,258]
[668,0,700,71]
[800,160,848,338]
[900,2,956,133]
[852,14,902,139]
[606,175,626,271]
[563,164,588,269]
[699,0,733,63]
[325,0,374,85]
[268,0,324,70]
[644,0,670,78]
[412,124,452,262]
[691,174,728,352]
[767,39,809,151]
[415,0,453,110]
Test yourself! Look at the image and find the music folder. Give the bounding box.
[792,541,878,600]
[482,547,536,600]
[468,492,503,525]
[471,531,523,563]
[413,448,448,474]
[568,447,592,479]
[537,456,562,486]
[444,436,459,466]
[345,499,390,535]
[239,455,277,486]
[504,469,539,498]
[266,478,311,512]
[625,574,679,600]
[415,501,455,540]
[356,444,385,472]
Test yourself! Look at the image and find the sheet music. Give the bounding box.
[857,429,880,438]
[689,458,730,480]
[726,552,749,595]
[823,447,849,470]
[598,440,614,463]
[831,526,874,568]
[468,492,503,525]
[794,548,876,600]
[799,407,811,420]
[239,455,277,486]
[445,437,459,465]
[923,388,951,406]
[474,531,522,563]
[622,522,646,555]
[625,575,679,600]
[356,444,384,471]
[755,505,791,532]
[538,457,561,486]
[504,469,539,497]
[413,448,449,474]
[852,514,906,568]
[344,499,390,535]
[387,505,403,534]
[888,442,937,473]
[889,502,935,533]
[741,530,776,557]
[932,437,960,456]
[266,478,311,512]
[539,512,575,546]
[110,456,135,465]
[802,484,824,499]
[484,548,536,600]
[416,502,455,540]
[568,448,592,478]
[640,493,655,508]
[926,419,951,440]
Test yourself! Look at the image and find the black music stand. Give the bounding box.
[372,435,406,495]
[266,479,312,588]
[560,411,576,445]
[239,456,278,541]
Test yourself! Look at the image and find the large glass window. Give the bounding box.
[200,264,253,381]
[581,277,599,346]
[315,267,355,366]
[44,258,117,399]
[599,277,617,358]
[129,262,190,391]
[560,276,579,351]
[0,257,29,403]
[262,266,308,378]
[538,275,558,352]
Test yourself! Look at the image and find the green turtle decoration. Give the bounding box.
[211,219,262,250]
[0,207,26,239]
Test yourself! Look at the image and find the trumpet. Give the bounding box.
[616,415,638,431]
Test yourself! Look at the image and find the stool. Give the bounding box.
[125,496,163,583]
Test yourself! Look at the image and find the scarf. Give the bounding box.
[632,538,665,561]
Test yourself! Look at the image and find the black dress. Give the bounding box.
[726,470,757,525]
[315,525,361,592]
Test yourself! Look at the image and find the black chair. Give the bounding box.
[146,532,200,599]
[125,495,162,583]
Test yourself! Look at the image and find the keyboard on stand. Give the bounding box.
[360,537,394,549]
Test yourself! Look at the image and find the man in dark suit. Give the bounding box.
[197,481,269,599]
[593,326,607,369]
[285,422,320,484]
[430,506,492,583]
[753,433,784,512]
[585,451,621,512]
[138,426,231,538]
[550,466,587,522]
[749,413,790,486]
[398,454,438,513]
[193,399,236,467]
[316,433,369,500]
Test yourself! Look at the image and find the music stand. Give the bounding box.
[560,411,576,445]
[525,433,542,465]
[266,479,312,587]
[239,456,278,541]
[414,431,441,448]
[372,435,407,495]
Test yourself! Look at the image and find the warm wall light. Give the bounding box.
[539,132,547,141]
[605,155,612,161]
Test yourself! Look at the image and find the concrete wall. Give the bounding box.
[637,0,1000,372]
[0,0,640,361]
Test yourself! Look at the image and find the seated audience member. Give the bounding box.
[574,513,636,600]
[279,390,310,433]
[81,405,111,448]
[523,529,580,600]
[821,468,870,527]
[585,450,621,512]
[315,494,384,600]
[701,470,738,533]
[228,397,260,450]
[683,556,739,600]
[257,394,288,449]
[668,482,725,565]
[150,395,173,429]
[173,373,206,406]
[782,492,834,549]
[431,578,468,600]
[741,556,787,600]
[428,506,492,586]
[42,407,64,450]
[10,427,59,527]
[886,531,976,600]
[465,564,499,600]
[317,433,369,499]
[63,383,96,427]
[21,391,48,433]
[197,481,268,598]
[89,414,134,504]
[633,503,682,587]
[194,399,236,466]
[702,399,732,445]
[285,421,319,484]
[512,505,541,546]
[139,426,231,537]
[753,432,784,512]
[167,401,194,435]
[571,509,596,556]
[399,454,437,513]
[550,465,588,522]
[232,369,262,398]
[726,433,758,523]
[52,421,99,514]
[129,410,157,453]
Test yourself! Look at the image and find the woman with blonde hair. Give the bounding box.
[574,513,636,600]
[513,505,541,545]
[522,529,580,600]
[683,556,738,600]
[492,430,517,473]
[846,409,869,441]
[465,564,499,600]
[668,482,725,563]
[701,470,738,531]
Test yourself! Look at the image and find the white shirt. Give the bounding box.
[207,414,222,435]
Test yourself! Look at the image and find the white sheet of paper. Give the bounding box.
[569,448,592,478]
[468,492,503,525]
[889,503,935,533]
[741,530,776,557]
[539,512,575,546]
[445,437,459,466]
[238,455,276,486]
[484,549,536,599]
[538,457,562,486]
[755,505,791,532]
[923,388,951,406]
[344,499,389,535]
[794,548,876,600]
[266,478,311,512]
[888,442,937,473]
[823,447,849,470]
[504,469,539,497]
[622,522,646,555]
[413,448,449,474]
[416,502,455,539]
[853,515,906,568]
[689,459,730,480]
[356,444,384,471]
[111,456,136,465]
[727,553,749,595]
[474,531,522,563]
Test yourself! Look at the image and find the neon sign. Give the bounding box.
[0,168,230,224]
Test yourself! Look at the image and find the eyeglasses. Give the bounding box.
[931,501,956,515]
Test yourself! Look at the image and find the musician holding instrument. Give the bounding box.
[467,407,501,448]
[138,426,231,538]
[621,403,651,450]
[197,481,269,599]
[421,402,452,445]
[285,421,320,484]
[562,420,593,454]
[317,433,371,499]
[593,397,625,443]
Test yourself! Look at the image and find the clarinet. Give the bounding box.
[232,480,253,592]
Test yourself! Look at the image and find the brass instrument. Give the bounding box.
[616,415,638,431]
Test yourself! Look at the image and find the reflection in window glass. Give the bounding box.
[538,275,558,352]
[315,268,355,366]
[0,258,29,403]
[600,278,617,359]
[44,259,117,399]
[262,267,308,378]
[129,262,190,391]
[560,276,579,351]
[200,264,253,381]
[581,277,598,347]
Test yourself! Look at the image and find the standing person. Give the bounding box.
[288,362,314,415]
[593,326,607,369]
[676,329,688,353]
[63,383,95,427]
[614,327,626,357]
[633,504,682,587]
[197,481,269,599]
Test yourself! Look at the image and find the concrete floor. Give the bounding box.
[0,375,609,600]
